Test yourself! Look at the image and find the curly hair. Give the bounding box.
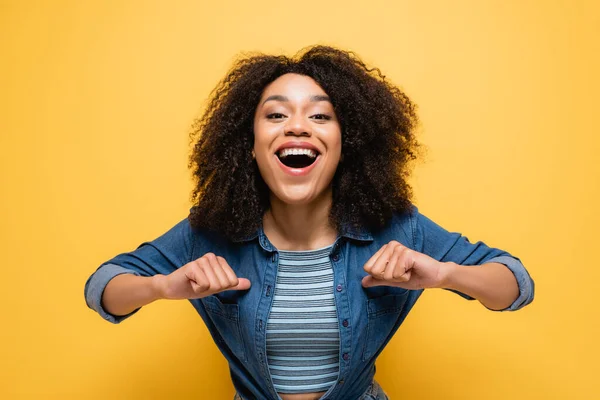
[188,45,424,241]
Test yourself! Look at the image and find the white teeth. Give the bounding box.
[278,148,317,158]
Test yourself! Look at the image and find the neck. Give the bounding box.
[263,189,338,251]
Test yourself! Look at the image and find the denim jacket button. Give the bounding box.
[342,319,349,327]
[342,353,349,361]
[332,254,340,262]
[336,284,343,292]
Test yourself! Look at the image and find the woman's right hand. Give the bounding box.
[157,253,251,300]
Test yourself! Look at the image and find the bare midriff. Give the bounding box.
[279,391,327,400]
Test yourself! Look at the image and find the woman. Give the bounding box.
[84,45,535,400]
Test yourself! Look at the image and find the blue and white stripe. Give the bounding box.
[266,245,340,394]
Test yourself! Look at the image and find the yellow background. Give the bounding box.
[1,0,598,398]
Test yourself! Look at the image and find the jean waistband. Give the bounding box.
[360,379,388,399]
[233,380,388,400]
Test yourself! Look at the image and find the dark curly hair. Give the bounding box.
[188,45,424,241]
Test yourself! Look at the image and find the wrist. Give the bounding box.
[435,261,459,289]
[150,274,168,300]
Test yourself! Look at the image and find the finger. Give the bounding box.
[362,275,409,289]
[199,257,222,292]
[205,253,232,289]
[392,253,413,281]
[364,244,388,273]
[370,243,399,278]
[362,275,386,288]
[229,278,251,291]
[189,264,210,294]
[384,245,407,282]
[216,256,240,287]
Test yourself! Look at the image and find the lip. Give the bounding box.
[275,141,321,154]
[274,153,321,176]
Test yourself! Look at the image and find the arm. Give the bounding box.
[100,254,252,317]
[437,261,520,311]
[84,217,194,323]
[85,214,252,321]
[101,274,163,317]
[362,242,527,311]
[411,205,535,311]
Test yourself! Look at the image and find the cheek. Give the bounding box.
[327,129,343,158]
[253,121,275,152]
[253,135,264,154]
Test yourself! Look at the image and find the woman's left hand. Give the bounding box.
[362,241,449,290]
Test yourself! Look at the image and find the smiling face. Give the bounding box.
[253,73,342,206]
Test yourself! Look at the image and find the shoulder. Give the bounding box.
[186,211,250,259]
[388,203,419,233]
[368,204,419,249]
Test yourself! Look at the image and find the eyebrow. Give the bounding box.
[261,94,331,106]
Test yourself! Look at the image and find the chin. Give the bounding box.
[271,185,322,206]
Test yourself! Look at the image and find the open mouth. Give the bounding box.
[276,148,319,169]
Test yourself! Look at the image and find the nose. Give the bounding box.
[284,114,311,137]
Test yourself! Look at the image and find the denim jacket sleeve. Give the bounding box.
[410,205,534,311]
[84,217,195,323]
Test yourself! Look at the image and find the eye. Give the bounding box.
[310,114,332,121]
[266,113,286,119]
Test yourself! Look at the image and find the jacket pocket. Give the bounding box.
[361,291,410,361]
[202,294,247,363]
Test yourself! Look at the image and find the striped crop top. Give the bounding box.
[266,244,340,394]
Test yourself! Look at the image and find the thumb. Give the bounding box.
[362,275,384,288]
[231,278,251,291]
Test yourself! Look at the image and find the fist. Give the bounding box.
[362,241,445,290]
[159,253,251,300]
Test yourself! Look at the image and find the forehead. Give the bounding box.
[261,73,327,98]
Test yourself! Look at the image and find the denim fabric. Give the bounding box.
[233,380,387,400]
[360,380,388,400]
[85,204,534,399]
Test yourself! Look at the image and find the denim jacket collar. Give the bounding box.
[232,222,374,251]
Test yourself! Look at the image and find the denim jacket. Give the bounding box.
[84,204,534,400]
